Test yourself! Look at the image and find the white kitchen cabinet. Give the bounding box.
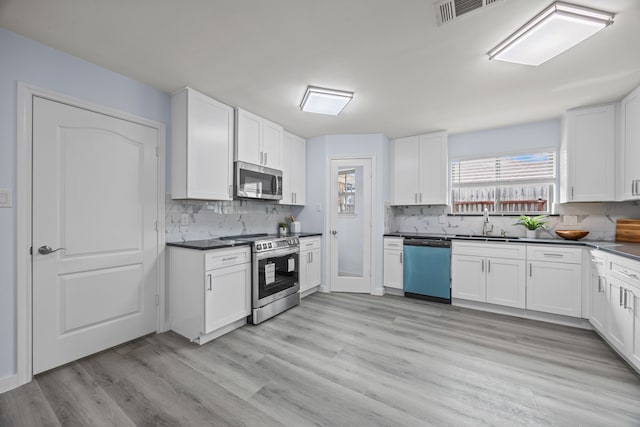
[526,246,582,317]
[171,87,234,200]
[451,242,526,308]
[280,131,306,205]
[618,85,640,200]
[299,237,321,294]
[589,250,608,334]
[606,254,640,370]
[383,237,404,290]
[392,132,448,205]
[561,103,616,202]
[170,246,251,344]
[235,107,283,170]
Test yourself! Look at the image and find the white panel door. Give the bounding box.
[418,132,448,205]
[32,97,159,374]
[309,248,321,288]
[590,270,608,333]
[620,88,640,200]
[451,255,485,302]
[329,158,372,293]
[383,249,403,289]
[526,261,582,317]
[486,257,526,309]
[262,119,283,170]
[607,277,630,353]
[392,137,419,205]
[236,108,262,165]
[204,263,251,334]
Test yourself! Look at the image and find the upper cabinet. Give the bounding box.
[560,103,616,202]
[235,108,283,170]
[618,86,640,200]
[280,131,306,206]
[392,132,448,205]
[171,87,234,200]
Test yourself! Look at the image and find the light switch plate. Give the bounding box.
[0,188,12,208]
[563,215,578,226]
[180,213,189,225]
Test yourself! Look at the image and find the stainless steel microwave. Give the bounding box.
[234,161,283,201]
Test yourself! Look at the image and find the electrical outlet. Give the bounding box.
[563,215,578,226]
[180,213,189,225]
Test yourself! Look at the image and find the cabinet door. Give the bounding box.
[628,285,640,370]
[299,250,310,292]
[451,254,485,302]
[280,131,294,205]
[418,132,448,205]
[291,134,306,205]
[236,108,262,165]
[383,249,403,289]
[262,119,283,170]
[486,257,526,309]
[590,270,608,333]
[620,87,640,200]
[527,261,582,317]
[309,248,322,288]
[204,263,250,334]
[564,104,616,202]
[607,276,631,353]
[392,137,420,205]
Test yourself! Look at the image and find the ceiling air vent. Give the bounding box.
[435,0,503,25]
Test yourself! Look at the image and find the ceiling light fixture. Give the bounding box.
[488,1,614,66]
[300,86,354,115]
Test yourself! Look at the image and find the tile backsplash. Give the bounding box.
[165,196,304,242]
[389,201,640,241]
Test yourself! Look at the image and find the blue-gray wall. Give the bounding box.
[0,27,171,380]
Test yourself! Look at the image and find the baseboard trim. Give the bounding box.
[383,287,404,296]
[301,286,320,298]
[0,374,19,395]
[371,287,385,296]
[452,299,592,330]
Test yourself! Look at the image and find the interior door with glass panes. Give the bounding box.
[329,158,372,293]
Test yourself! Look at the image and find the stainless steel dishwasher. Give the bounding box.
[403,238,451,303]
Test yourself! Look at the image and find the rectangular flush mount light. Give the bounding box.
[488,1,614,66]
[300,86,354,115]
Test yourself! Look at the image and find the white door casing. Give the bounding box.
[32,96,160,374]
[328,158,373,293]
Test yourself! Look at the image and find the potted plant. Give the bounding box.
[278,221,288,236]
[516,215,547,238]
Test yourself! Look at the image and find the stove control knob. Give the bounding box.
[257,244,262,250]
[268,242,273,248]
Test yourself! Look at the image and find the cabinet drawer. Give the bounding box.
[300,237,321,251]
[452,241,525,260]
[205,246,251,270]
[609,254,640,286]
[383,237,404,250]
[526,245,582,264]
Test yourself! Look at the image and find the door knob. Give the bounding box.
[331,230,338,236]
[38,245,65,255]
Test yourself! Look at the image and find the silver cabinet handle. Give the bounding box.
[222,256,238,262]
[38,245,66,255]
[420,193,423,203]
[400,252,403,264]
[415,193,418,203]
[264,152,268,165]
[529,263,532,277]
[591,258,604,265]
[620,269,639,280]
[543,253,564,258]
[597,276,601,293]
[620,287,624,306]
[481,259,485,273]
[624,289,628,309]
[571,186,574,200]
[310,252,313,263]
[207,273,212,291]
[487,259,491,273]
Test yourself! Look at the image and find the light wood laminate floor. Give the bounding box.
[1,293,640,426]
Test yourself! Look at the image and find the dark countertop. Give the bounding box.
[167,232,323,251]
[384,232,640,262]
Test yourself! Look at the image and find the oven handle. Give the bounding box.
[256,247,300,260]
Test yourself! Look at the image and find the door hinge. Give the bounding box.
[155,294,160,306]
[155,146,160,157]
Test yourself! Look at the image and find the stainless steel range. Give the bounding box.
[223,234,300,324]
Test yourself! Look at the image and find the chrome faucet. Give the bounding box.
[482,208,494,236]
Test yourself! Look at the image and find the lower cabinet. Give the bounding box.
[605,254,640,370]
[526,246,582,317]
[299,237,321,294]
[589,250,608,333]
[451,242,526,309]
[383,237,403,290]
[170,246,251,344]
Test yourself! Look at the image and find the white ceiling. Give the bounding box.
[1,0,639,138]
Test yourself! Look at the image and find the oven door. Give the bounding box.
[235,161,282,200]
[253,248,299,308]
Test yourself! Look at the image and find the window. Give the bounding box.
[337,168,356,214]
[450,151,556,215]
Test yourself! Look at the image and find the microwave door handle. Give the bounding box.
[272,175,277,195]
